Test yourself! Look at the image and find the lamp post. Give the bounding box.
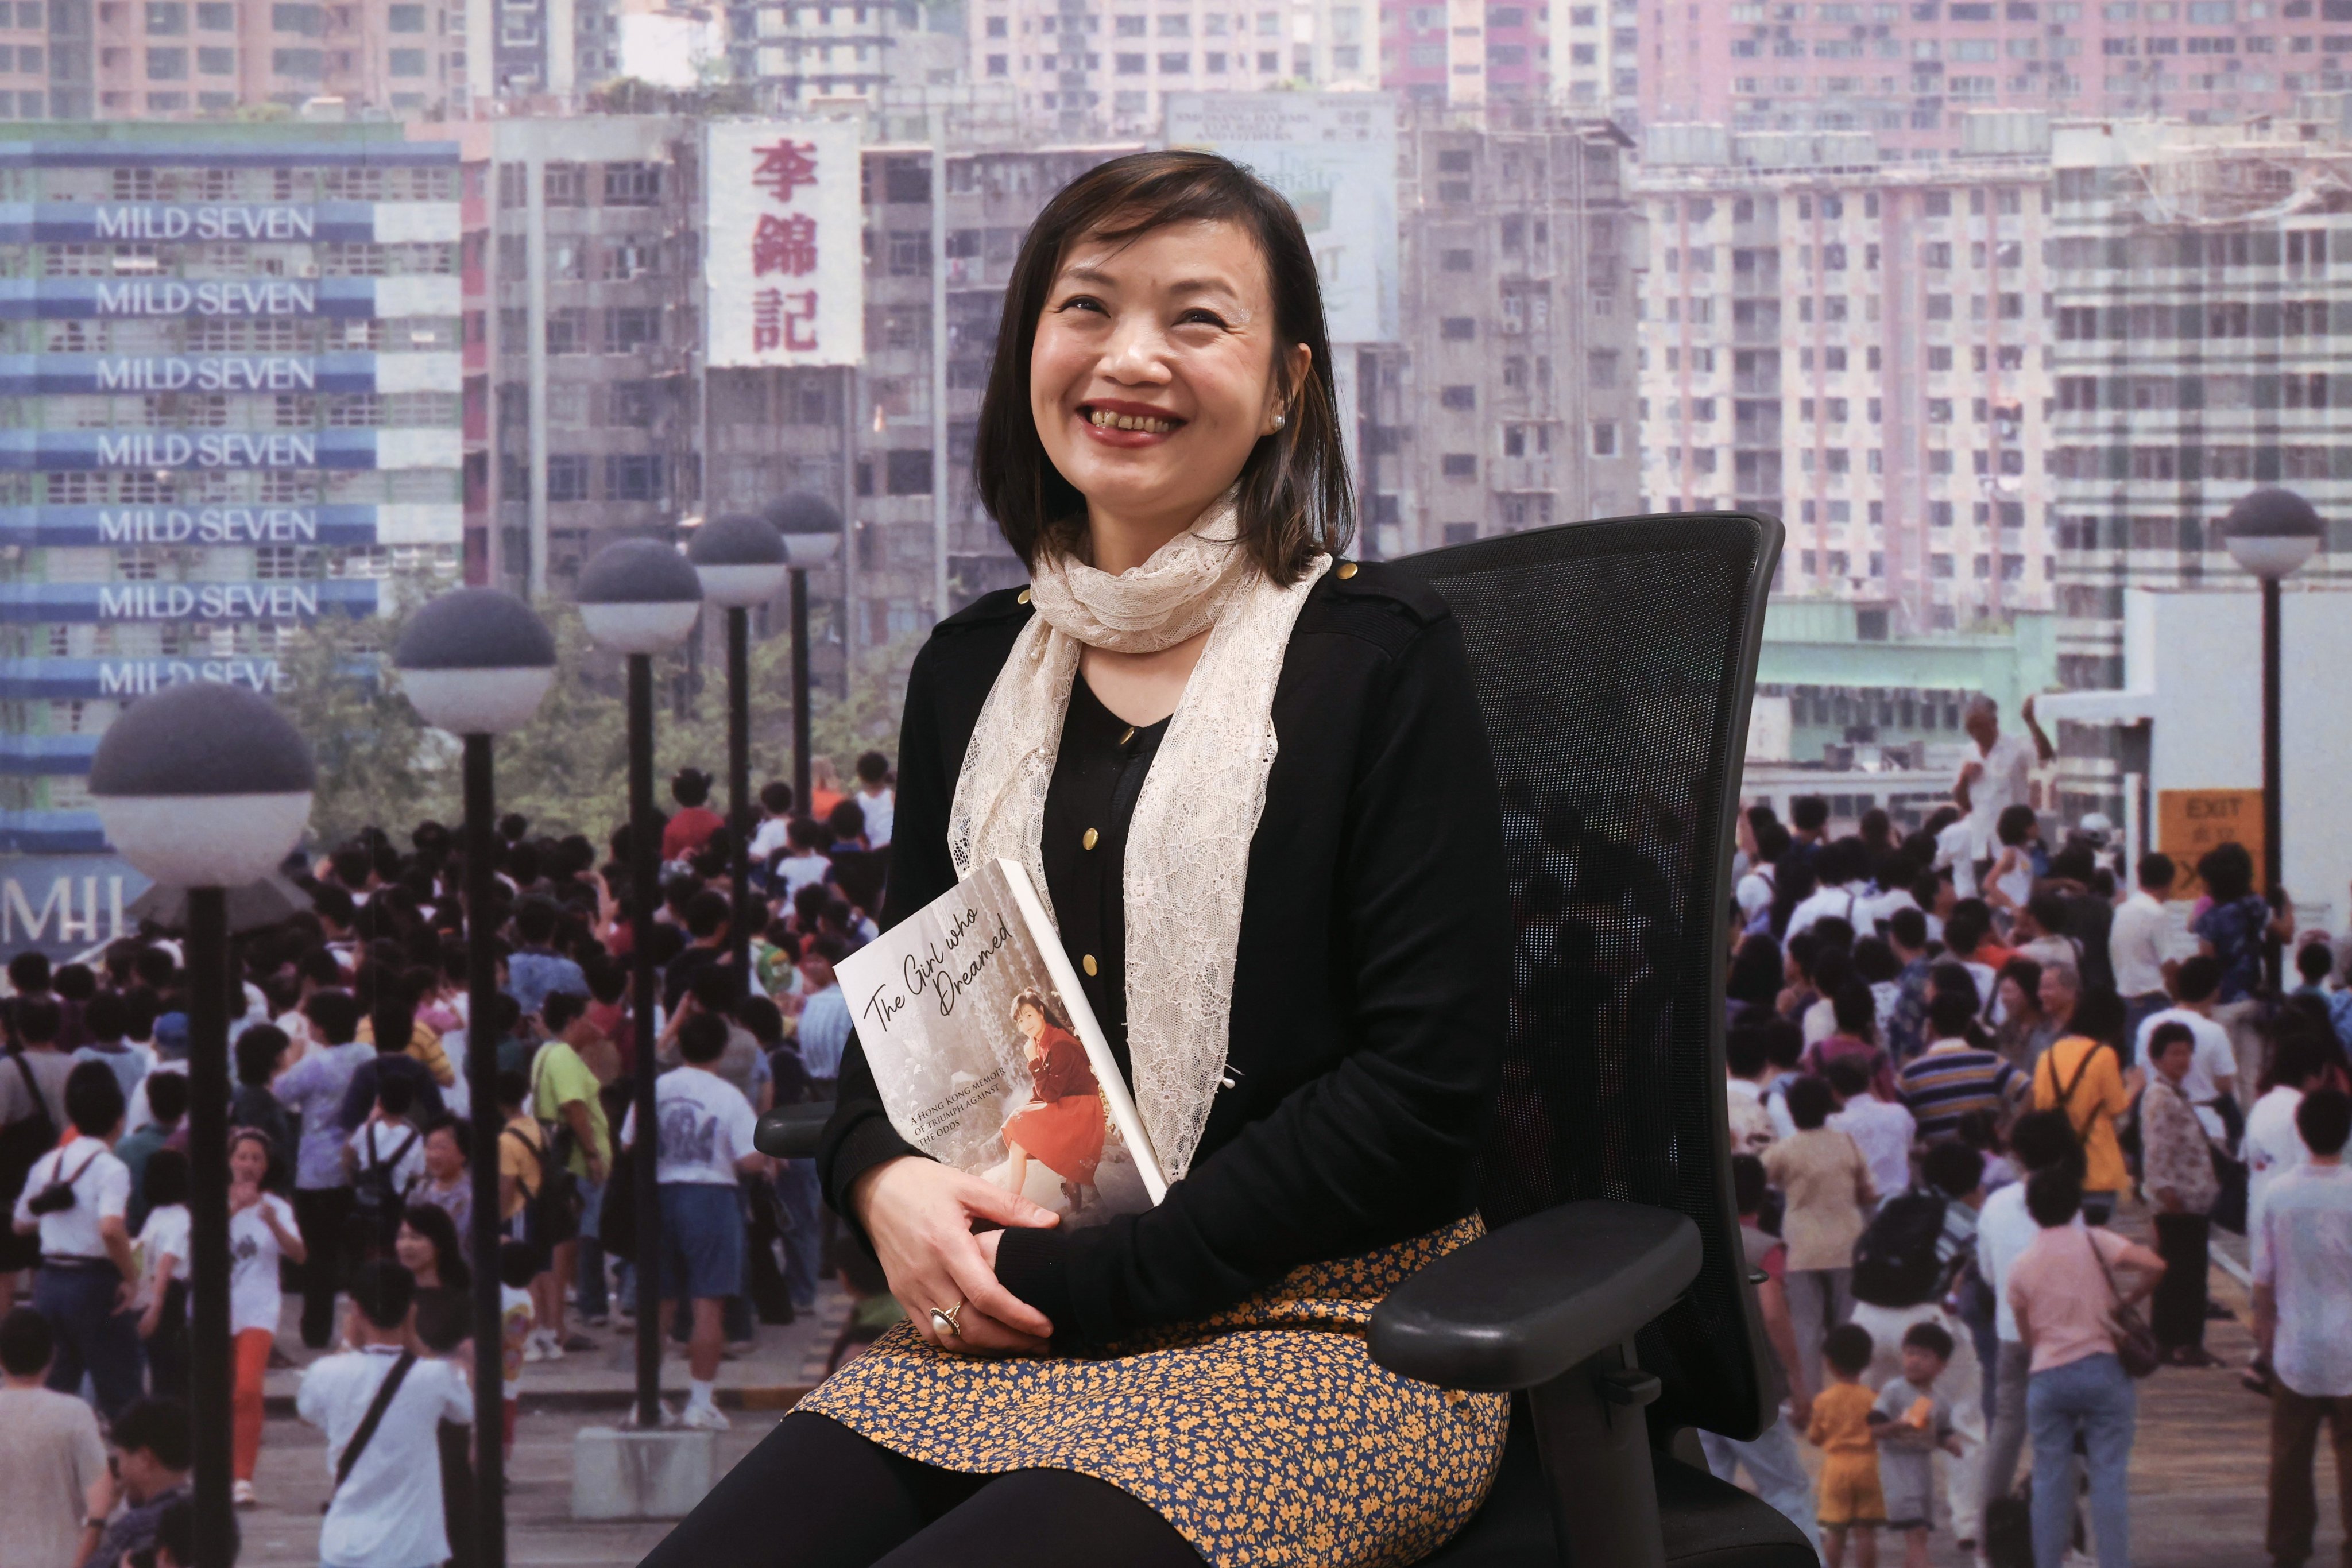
[577,537,704,1429]
[763,493,844,811]
[87,682,314,1568]
[2222,486,2324,994]
[393,589,558,1568]
[687,514,788,998]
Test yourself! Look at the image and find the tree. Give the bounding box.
[272,599,451,845]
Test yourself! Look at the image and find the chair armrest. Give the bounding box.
[756,1104,832,1160]
[1368,1199,1703,1391]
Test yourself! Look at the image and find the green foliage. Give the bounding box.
[272,599,452,845]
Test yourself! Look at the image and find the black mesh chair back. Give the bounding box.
[1396,511,1782,1442]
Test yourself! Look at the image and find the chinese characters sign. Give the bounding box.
[706,119,861,369]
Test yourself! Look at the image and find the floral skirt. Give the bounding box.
[796,1215,1509,1568]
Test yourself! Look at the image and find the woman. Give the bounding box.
[2138,1021,2221,1368]
[1990,956,2048,1069]
[2193,841,2294,1093]
[998,990,1105,1210]
[412,1117,473,1260]
[226,1128,305,1509]
[647,152,1510,1568]
[2030,988,2141,1226]
[398,1202,479,1568]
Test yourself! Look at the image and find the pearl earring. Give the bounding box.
[1271,412,1287,431]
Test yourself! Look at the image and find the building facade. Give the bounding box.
[78,0,471,120]
[2044,110,2352,822]
[1640,0,2328,158]
[0,122,462,874]
[1637,118,2060,636]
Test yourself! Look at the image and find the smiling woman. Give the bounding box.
[644,152,1512,1568]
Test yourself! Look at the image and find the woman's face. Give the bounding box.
[394,1222,435,1279]
[229,1139,266,1188]
[1998,975,2033,1017]
[1029,219,1309,537]
[1014,1002,1046,1045]
[423,1128,461,1180]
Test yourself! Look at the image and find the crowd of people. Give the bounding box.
[1717,697,2352,1568]
[0,750,899,1568]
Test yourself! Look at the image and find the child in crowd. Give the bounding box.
[1866,1322,1966,1568]
[498,1240,537,1463]
[134,1148,191,1401]
[1809,1322,1886,1568]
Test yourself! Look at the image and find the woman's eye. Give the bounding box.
[1177,309,1228,328]
[1055,295,1106,315]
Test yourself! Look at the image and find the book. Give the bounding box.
[834,857,1167,1227]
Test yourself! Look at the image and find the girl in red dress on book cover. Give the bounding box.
[1000,988,1105,1211]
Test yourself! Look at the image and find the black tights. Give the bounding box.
[637,1412,1206,1568]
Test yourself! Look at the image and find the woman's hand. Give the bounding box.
[852,1156,1059,1356]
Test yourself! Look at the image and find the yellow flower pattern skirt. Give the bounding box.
[797,1215,1509,1568]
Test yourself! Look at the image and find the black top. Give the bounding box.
[1039,676,1171,1082]
[817,562,1511,1352]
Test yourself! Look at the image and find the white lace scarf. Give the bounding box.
[946,491,1329,1180]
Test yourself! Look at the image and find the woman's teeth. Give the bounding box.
[1088,408,1176,434]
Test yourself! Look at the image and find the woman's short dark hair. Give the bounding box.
[973,150,1351,584]
[2197,840,2256,904]
[2025,1164,2084,1228]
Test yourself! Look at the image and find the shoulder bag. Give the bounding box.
[2085,1229,2161,1379]
[320,1350,418,1514]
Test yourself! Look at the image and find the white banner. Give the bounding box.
[1164,92,1398,344]
[706,119,862,369]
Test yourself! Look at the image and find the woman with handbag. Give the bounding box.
[2006,1166,2165,1568]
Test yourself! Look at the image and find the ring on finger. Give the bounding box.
[929,1302,965,1338]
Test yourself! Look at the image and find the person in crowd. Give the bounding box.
[82,1398,198,1568]
[1700,1154,1821,1557]
[1790,837,1874,940]
[621,1012,772,1430]
[2292,941,2352,1054]
[274,988,372,1349]
[1786,795,1831,868]
[1809,1322,1887,1568]
[11,1060,140,1418]
[1737,820,1792,931]
[1866,1322,1966,1568]
[1826,1058,1914,1205]
[300,1261,473,1568]
[2253,1089,2352,1568]
[345,1077,426,1262]
[851,750,896,849]
[2009,1165,2164,1568]
[226,1126,303,1508]
[1801,937,1860,1047]
[662,889,736,1013]
[529,1006,609,1352]
[0,995,78,1313]
[0,1306,108,1568]
[2195,840,2296,1081]
[1975,1109,2082,1517]
[660,967,773,1113]
[115,1068,185,1235]
[2013,893,2083,976]
[1882,909,1936,1064]
[772,818,836,902]
[1952,695,2053,873]
[1726,1019,1780,1156]
[1728,934,1787,1025]
[507,899,588,1023]
[2032,988,2138,1225]
[1899,989,2021,1140]
[1990,958,2051,1070]
[748,780,797,867]
[2111,852,2178,1044]
[335,1000,447,1135]
[1766,1075,1877,1396]
[411,1117,473,1259]
[794,935,853,1089]
[1982,804,2042,922]
[122,1011,189,1137]
[134,1148,191,1401]
[229,1024,295,1194]
[1805,977,1898,1100]
[2250,1032,2333,1246]
[662,768,726,862]
[2033,961,2080,1063]
[71,990,146,1104]
[2133,954,2238,1136]
[2141,1020,2222,1369]
[1939,901,2004,1015]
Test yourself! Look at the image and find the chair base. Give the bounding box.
[1419,1407,1819,1568]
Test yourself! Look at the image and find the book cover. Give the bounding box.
[835,857,1166,1226]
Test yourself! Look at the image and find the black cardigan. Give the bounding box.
[815,560,1512,1352]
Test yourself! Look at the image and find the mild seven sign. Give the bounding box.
[0,203,381,244]
[0,657,291,698]
[0,279,377,318]
[0,579,380,622]
[0,506,382,547]
[0,355,380,394]
[0,431,382,468]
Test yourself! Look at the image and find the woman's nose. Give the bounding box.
[1099,316,1170,382]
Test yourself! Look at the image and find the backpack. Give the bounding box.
[352,1124,419,1246]
[500,1122,579,1267]
[1849,1186,1951,1308]
[0,1054,60,1224]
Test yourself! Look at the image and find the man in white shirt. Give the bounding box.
[746,781,797,866]
[1974,1109,2082,1517]
[1787,839,1873,941]
[2111,852,2179,1045]
[10,1060,141,1418]
[2133,955,2237,1143]
[299,1261,473,1568]
[852,750,896,848]
[620,1013,772,1430]
[1735,821,1789,928]
[1725,1019,1777,1156]
[2249,1035,2332,1270]
[1952,695,2053,866]
[2253,1089,2352,1568]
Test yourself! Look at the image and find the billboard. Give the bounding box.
[705,119,862,369]
[1165,93,1399,344]
[0,854,146,959]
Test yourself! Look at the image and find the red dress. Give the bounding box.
[1001,1025,1105,1185]
[663,806,725,861]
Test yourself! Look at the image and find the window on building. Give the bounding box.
[546,456,591,501]
[543,163,589,208]
[545,307,588,355]
[602,162,662,207]
[1441,453,1477,478]
[605,454,666,501]
[605,307,660,353]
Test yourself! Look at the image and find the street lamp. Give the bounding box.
[87,681,314,1568]
[393,587,557,1568]
[577,536,703,1430]
[687,514,788,997]
[2223,487,2324,994]
[763,493,843,812]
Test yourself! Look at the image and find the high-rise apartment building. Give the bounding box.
[1637,117,2060,635]
[1641,0,2324,157]
[0,122,462,874]
[1360,114,1641,553]
[2044,110,2352,821]
[733,0,959,107]
[77,0,470,119]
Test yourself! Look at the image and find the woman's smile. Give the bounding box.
[1078,399,1186,446]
